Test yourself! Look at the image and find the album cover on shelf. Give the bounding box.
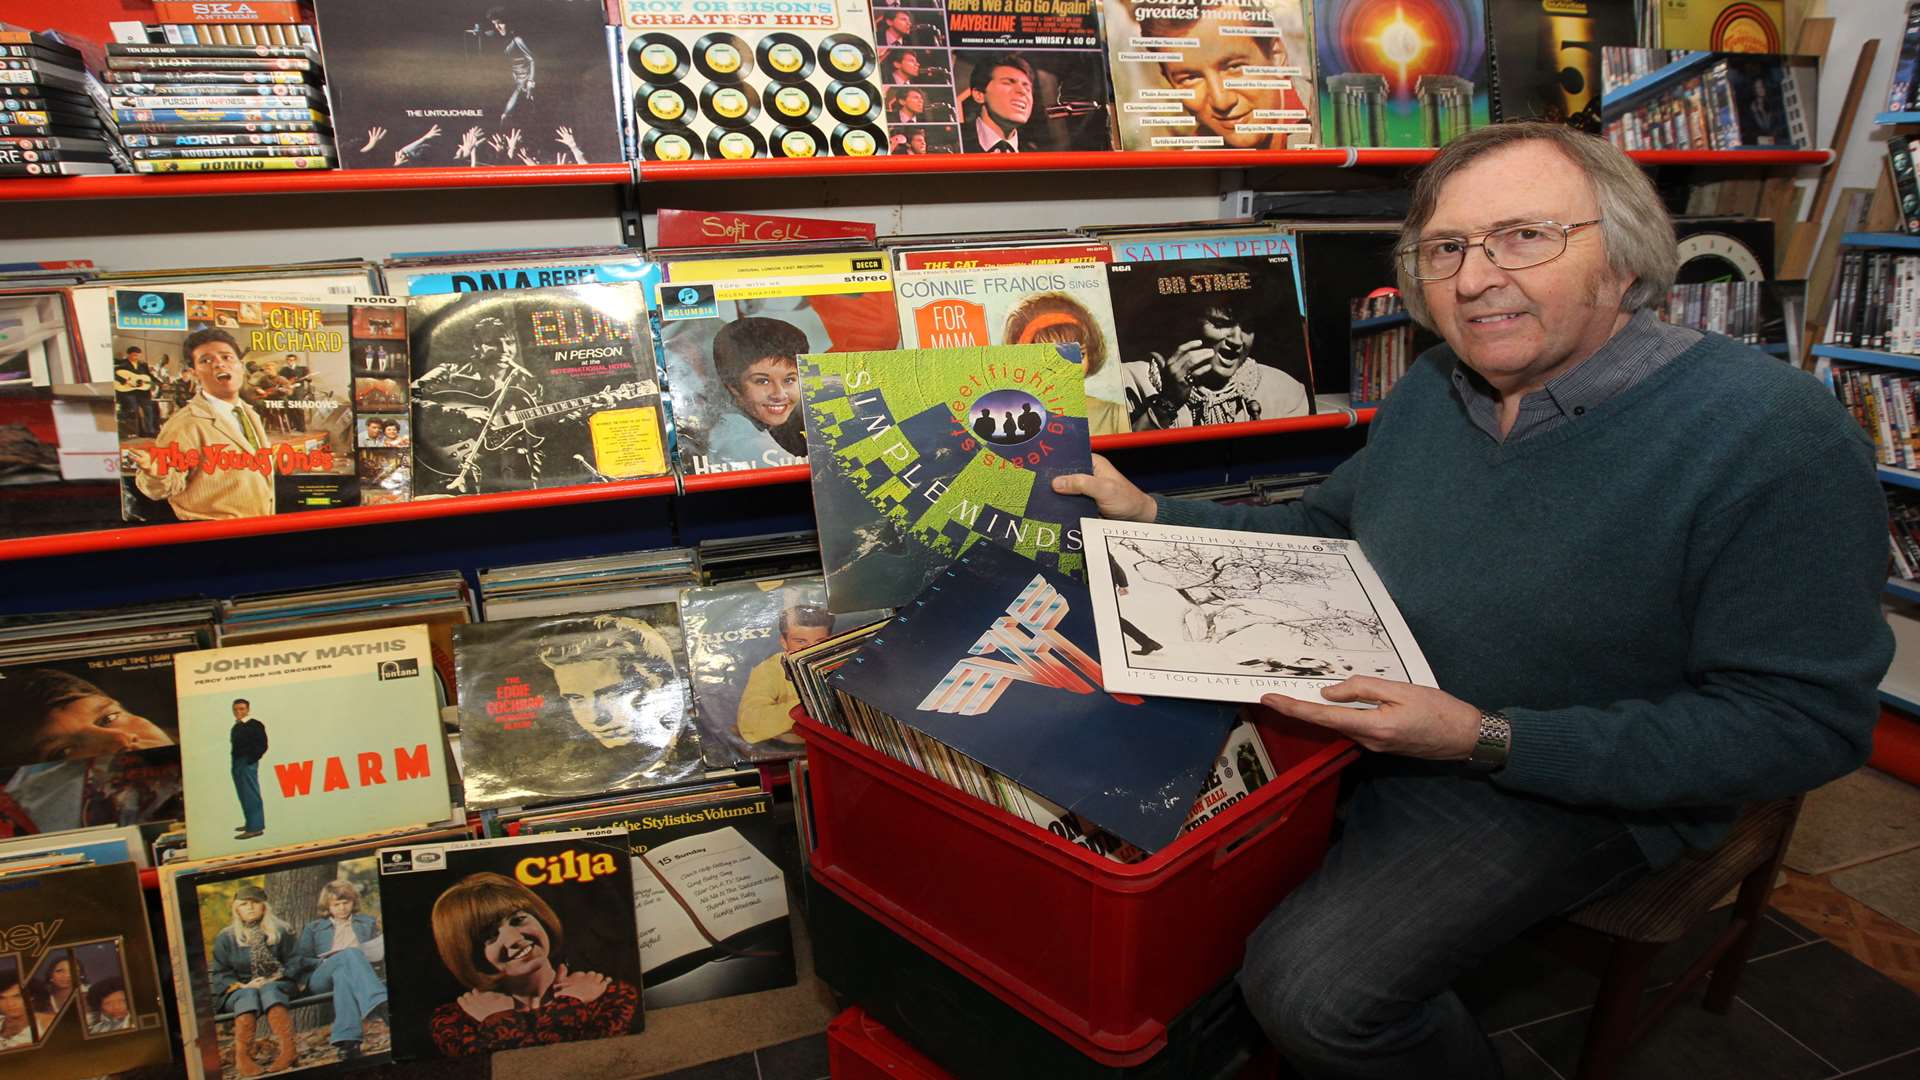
[408,282,667,497]
[1485,0,1635,131]
[800,341,1096,613]
[1103,0,1314,150]
[679,576,889,764]
[111,290,407,522]
[375,829,643,1059]
[658,251,899,474]
[452,605,706,810]
[1312,0,1490,146]
[174,625,452,860]
[314,0,624,168]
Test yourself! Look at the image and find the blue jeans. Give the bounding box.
[232,758,264,832]
[221,980,293,1016]
[1238,759,1650,1080]
[309,949,387,1044]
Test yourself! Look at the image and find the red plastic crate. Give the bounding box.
[828,1006,954,1080]
[799,709,1355,1067]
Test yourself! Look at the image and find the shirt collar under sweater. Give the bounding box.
[1448,309,1702,444]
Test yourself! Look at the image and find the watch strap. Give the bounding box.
[1468,709,1510,772]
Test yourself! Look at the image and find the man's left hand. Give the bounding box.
[1259,678,1482,760]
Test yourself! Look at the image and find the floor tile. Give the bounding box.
[649,1052,761,1080]
[755,1032,829,1079]
[1513,989,1834,1080]
[1736,940,1920,1072]
[1839,1047,1920,1078]
[1765,910,1821,943]
[1491,1031,1564,1080]
[1646,906,1808,986]
[1458,932,1600,1034]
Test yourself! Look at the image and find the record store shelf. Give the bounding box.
[0,150,1833,201]
[0,408,1375,560]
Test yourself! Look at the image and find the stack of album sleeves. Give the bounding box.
[1,31,115,176]
[98,41,337,174]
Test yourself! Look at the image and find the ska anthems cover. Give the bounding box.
[658,252,900,474]
[112,290,407,523]
[620,0,888,161]
[1104,0,1316,150]
[1105,232,1315,431]
[871,0,1116,156]
[315,0,624,167]
[679,577,889,764]
[893,260,1128,434]
[409,283,668,497]
[0,862,172,1077]
[173,625,452,860]
[0,648,185,836]
[376,830,643,1058]
[800,342,1095,613]
[831,541,1236,853]
[452,606,706,810]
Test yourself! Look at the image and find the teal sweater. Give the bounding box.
[1156,333,1893,867]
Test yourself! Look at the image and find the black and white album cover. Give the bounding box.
[315,0,624,169]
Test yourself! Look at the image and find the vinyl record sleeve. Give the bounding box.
[1103,0,1316,150]
[1080,517,1437,703]
[1312,0,1490,146]
[452,605,706,810]
[375,829,643,1059]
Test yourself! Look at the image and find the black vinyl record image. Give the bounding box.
[769,123,825,157]
[756,33,814,82]
[824,80,880,125]
[707,126,767,160]
[830,122,884,157]
[628,32,691,84]
[692,32,753,82]
[765,80,822,126]
[701,81,762,127]
[638,83,696,128]
[642,124,702,160]
[817,33,875,81]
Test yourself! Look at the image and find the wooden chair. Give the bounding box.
[1560,795,1804,1080]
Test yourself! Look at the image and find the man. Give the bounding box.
[230,698,267,840]
[364,418,387,447]
[889,87,927,125]
[960,53,1036,153]
[737,604,835,747]
[1139,12,1308,149]
[876,10,916,47]
[114,345,158,437]
[536,613,681,750]
[129,327,276,520]
[0,667,173,766]
[86,977,133,1034]
[1122,284,1308,429]
[0,971,32,1048]
[1053,122,1891,1077]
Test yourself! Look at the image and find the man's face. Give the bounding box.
[550,656,666,748]
[367,421,382,438]
[32,693,172,761]
[98,991,128,1021]
[1194,307,1253,379]
[328,895,355,920]
[1161,18,1283,149]
[909,133,927,153]
[888,12,912,35]
[0,984,23,1021]
[904,89,924,114]
[780,624,833,654]
[128,350,147,368]
[232,701,250,721]
[728,355,799,428]
[190,341,245,403]
[896,51,921,79]
[1419,140,1631,396]
[981,64,1033,128]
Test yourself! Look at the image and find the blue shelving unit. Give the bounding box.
[1842,232,1920,250]
[1812,345,1920,374]
[1601,52,1716,110]
[1887,577,1920,604]
[1877,112,1920,125]
[1349,311,1411,333]
[1879,467,1920,492]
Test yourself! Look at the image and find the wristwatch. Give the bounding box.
[1467,709,1511,772]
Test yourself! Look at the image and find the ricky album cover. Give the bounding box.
[375,829,643,1059]
[173,625,452,860]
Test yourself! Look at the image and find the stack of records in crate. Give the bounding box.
[99,41,336,174]
[477,546,698,620]
[0,30,116,177]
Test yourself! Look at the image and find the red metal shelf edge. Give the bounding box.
[0,162,637,202]
[679,408,1378,493]
[1626,149,1833,166]
[0,473,678,561]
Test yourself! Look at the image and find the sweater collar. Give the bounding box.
[1448,310,1703,443]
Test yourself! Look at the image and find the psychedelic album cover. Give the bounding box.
[376,829,643,1060]
[314,0,624,168]
[830,541,1236,852]
[892,261,1127,435]
[0,862,172,1078]
[409,282,668,497]
[1311,0,1490,146]
[619,0,888,161]
[871,0,1116,156]
[112,290,407,523]
[1485,0,1634,131]
[679,576,890,765]
[1103,0,1316,150]
[1080,517,1437,704]
[1658,0,1783,51]
[182,853,392,1079]
[1105,232,1315,431]
[0,648,184,837]
[658,252,899,474]
[799,342,1095,614]
[452,605,706,810]
[174,625,452,860]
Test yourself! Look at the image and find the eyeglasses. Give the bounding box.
[1398,219,1603,282]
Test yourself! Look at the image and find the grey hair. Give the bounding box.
[1394,122,1678,327]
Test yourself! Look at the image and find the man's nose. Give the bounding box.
[1451,244,1509,297]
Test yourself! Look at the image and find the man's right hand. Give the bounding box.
[1051,454,1156,522]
